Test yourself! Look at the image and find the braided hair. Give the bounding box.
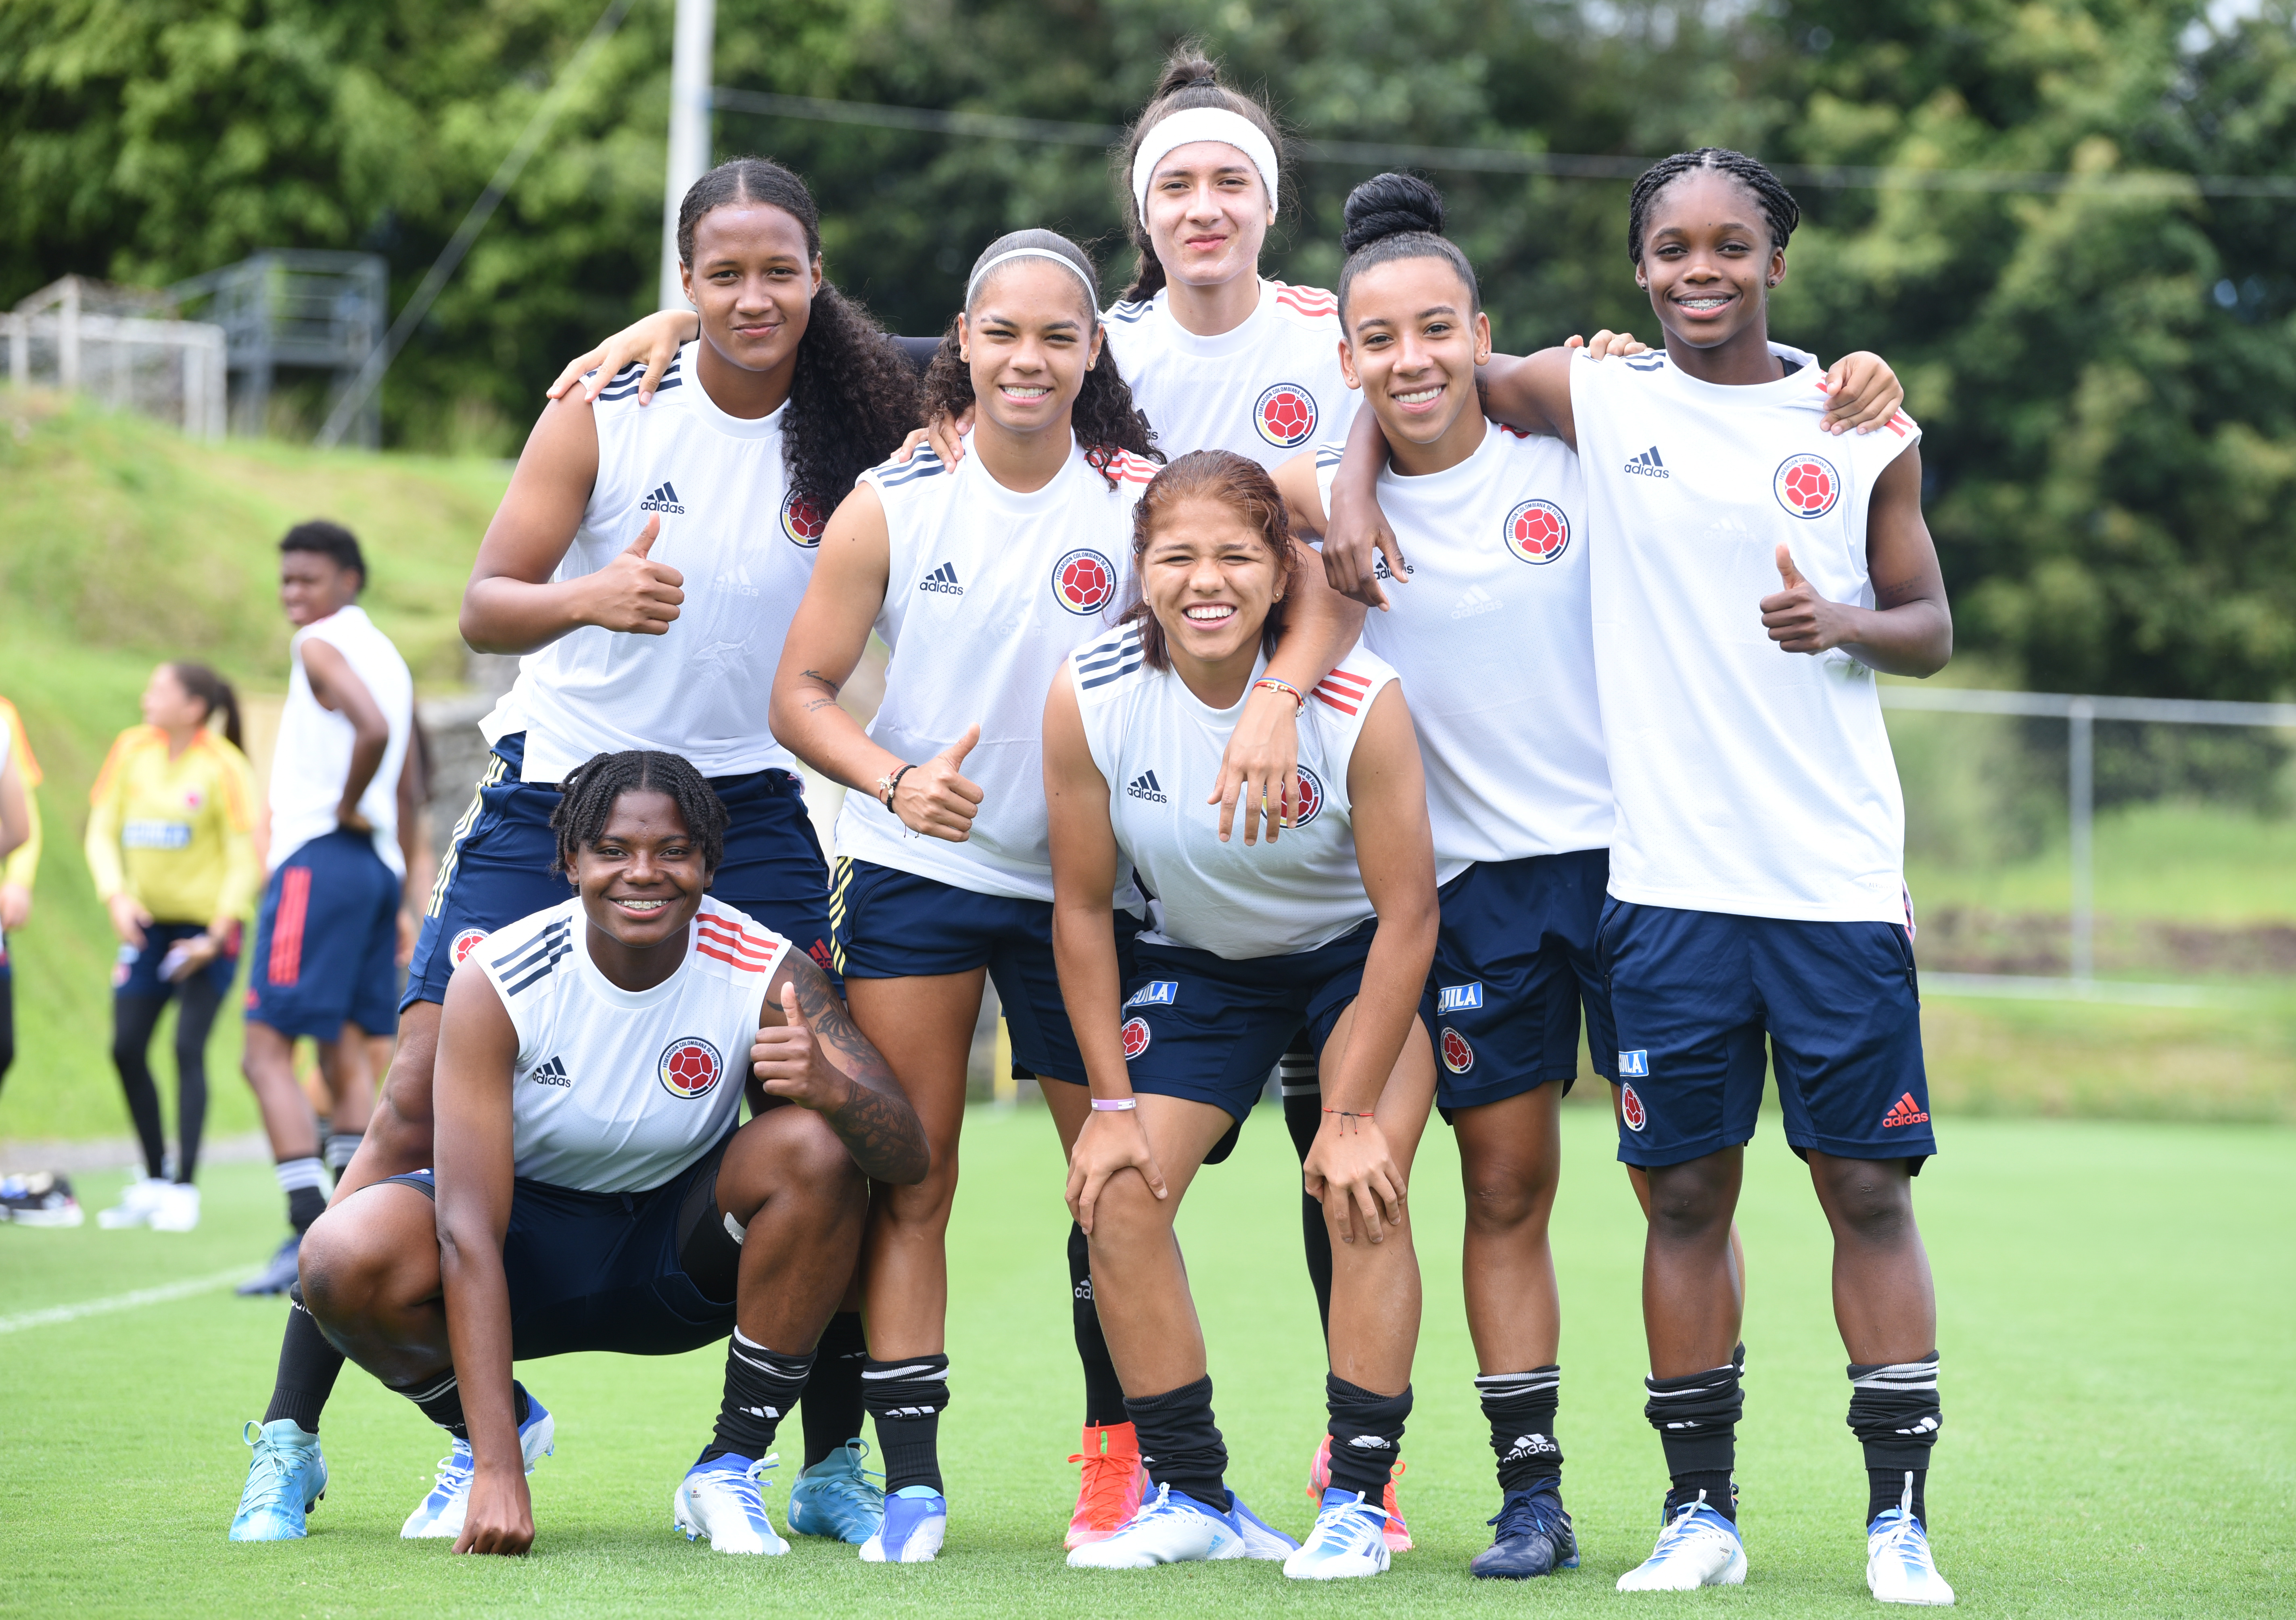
[549,751,728,881]
[1113,44,1285,304]
[1625,148,1801,266]
[677,158,920,520]
[1335,172,1479,325]
[920,230,1161,489]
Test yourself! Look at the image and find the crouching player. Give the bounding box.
[297,750,928,1554]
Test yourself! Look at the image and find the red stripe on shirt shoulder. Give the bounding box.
[1320,667,1373,691]
[694,942,758,971]
[1312,684,1362,715]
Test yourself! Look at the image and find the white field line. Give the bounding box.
[0,1266,252,1334]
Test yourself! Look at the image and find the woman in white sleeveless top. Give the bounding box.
[1045,450,1436,1579]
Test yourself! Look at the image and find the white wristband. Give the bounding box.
[1090,1097,1139,1112]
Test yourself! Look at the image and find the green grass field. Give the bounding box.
[4,1104,2290,1617]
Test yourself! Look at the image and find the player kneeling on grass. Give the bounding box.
[1045,450,1439,1579]
[290,750,927,1555]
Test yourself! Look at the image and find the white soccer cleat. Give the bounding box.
[1282,1488,1391,1580]
[148,1182,201,1232]
[1867,1475,1954,1605]
[98,1176,171,1228]
[400,1394,555,1539]
[673,1453,789,1554]
[1616,1492,1747,1591]
[1066,1482,1246,1568]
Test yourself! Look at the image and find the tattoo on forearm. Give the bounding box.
[790,962,928,1182]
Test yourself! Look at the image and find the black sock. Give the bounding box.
[1646,1362,1743,1522]
[1849,1354,1940,1525]
[799,1311,868,1469]
[1279,1045,1334,1342]
[260,1287,345,1432]
[1126,1375,1226,1514]
[389,1372,529,1439]
[703,1331,813,1465]
[1325,1374,1410,1502]
[324,1131,362,1176]
[1477,1365,1563,1495]
[278,1157,327,1234]
[1069,1222,1128,1426]
[864,1354,949,1495]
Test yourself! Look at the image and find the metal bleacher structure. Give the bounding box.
[6,252,388,447]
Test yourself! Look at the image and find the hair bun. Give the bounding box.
[1340,172,1445,255]
[1155,49,1222,98]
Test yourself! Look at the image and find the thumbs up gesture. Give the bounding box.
[752,979,834,1106]
[579,515,685,635]
[1760,544,1847,654]
[887,725,986,843]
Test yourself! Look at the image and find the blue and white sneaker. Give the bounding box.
[399,1390,556,1539]
[674,1453,789,1554]
[1067,1482,1246,1568]
[858,1484,945,1563]
[229,1419,327,1541]
[1616,1491,1747,1591]
[1283,1487,1391,1579]
[1224,1491,1302,1560]
[1867,1476,1955,1605]
[1469,1487,1579,1578]
[786,1438,885,1544]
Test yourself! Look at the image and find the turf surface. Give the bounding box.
[4,1106,2291,1617]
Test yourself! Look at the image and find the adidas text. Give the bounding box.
[531,1055,571,1088]
[638,480,687,514]
[919,562,963,595]
[1504,1433,1560,1461]
[1452,585,1504,620]
[1623,447,1671,478]
[1127,770,1168,804]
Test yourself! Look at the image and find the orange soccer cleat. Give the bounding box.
[1065,1422,1150,1549]
[1308,1434,1412,1553]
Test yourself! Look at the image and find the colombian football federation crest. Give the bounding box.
[658,1036,725,1100]
[1619,1081,1648,1132]
[1120,1017,1151,1060]
[1052,549,1117,616]
[1504,499,1570,564]
[781,488,827,548]
[1774,453,1841,519]
[1440,1026,1475,1074]
[451,928,490,967]
[1290,766,1325,829]
[1254,383,1318,448]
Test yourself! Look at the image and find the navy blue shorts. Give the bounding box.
[245,830,400,1040]
[113,919,241,1001]
[1421,850,1613,1113]
[1598,900,1935,1171]
[405,733,836,1012]
[830,858,1139,1085]
[378,1133,735,1360]
[1104,920,1377,1124]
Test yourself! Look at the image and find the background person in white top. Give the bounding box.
[1045,451,1437,1579]
[769,228,1360,1560]
[295,752,928,1557]
[239,523,420,1294]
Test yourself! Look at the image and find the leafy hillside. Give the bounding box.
[0,391,508,1141]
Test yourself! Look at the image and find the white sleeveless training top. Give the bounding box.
[1569,344,1921,924]
[474,894,789,1194]
[1315,420,1611,876]
[831,433,1157,904]
[1103,280,1357,468]
[270,604,415,875]
[484,342,822,783]
[1072,631,1395,959]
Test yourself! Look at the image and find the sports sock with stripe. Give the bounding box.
[1068,1221,1128,1426]
[1125,1375,1227,1515]
[261,1284,345,1433]
[798,1311,869,1469]
[1325,1375,1410,1502]
[704,1332,813,1464]
[276,1156,327,1233]
[387,1371,530,1440]
[1277,1038,1335,1340]
[1477,1365,1563,1494]
[1847,1353,1940,1525]
[323,1131,362,1176]
[1646,1361,1743,1521]
[864,1354,949,1495]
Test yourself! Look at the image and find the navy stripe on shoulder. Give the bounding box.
[874,451,947,487]
[491,920,571,981]
[1105,300,1152,325]
[1078,653,1143,691]
[1075,626,1142,674]
[501,940,574,997]
[598,371,684,403]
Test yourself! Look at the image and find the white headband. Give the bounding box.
[1129,106,1279,219]
[965,246,1099,311]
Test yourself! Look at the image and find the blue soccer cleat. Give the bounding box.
[1616,1491,1746,1591]
[237,1235,303,1296]
[1867,1474,1955,1605]
[1469,1487,1579,1578]
[229,1419,327,1541]
[400,1390,555,1540]
[786,1438,885,1544]
[674,1452,789,1554]
[858,1484,946,1563]
[1283,1487,1391,1580]
[1224,1490,1302,1560]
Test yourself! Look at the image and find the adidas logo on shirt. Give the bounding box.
[1373,553,1415,582]
[1623,446,1671,478]
[531,1055,571,1088]
[919,562,963,595]
[1451,584,1504,620]
[1126,770,1168,804]
[638,480,687,513]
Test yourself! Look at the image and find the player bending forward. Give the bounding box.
[296,751,926,1554]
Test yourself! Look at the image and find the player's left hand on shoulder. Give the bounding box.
[1820,351,1905,435]
[1571,329,1651,360]
[1761,545,1851,654]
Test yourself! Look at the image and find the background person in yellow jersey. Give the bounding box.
[0,694,45,1102]
[84,664,260,1232]
[238,522,423,1297]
